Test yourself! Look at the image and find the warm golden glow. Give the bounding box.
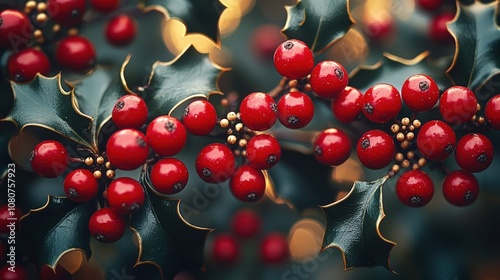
[72,257,105,280]
[327,28,368,68]
[331,157,365,184]
[58,250,87,274]
[288,219,325,262]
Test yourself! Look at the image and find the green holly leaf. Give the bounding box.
[0,75,94,150]
[446,1,500,92]
[68,66,127,150]
[321,177,395,270]
[141,0,226,45]
[130,169,211,279]
[20,196,96,269]
[282,0,355,53]
[349,51,452,93]
[140,46,226,120]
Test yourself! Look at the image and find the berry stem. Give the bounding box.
[267,77,288,98]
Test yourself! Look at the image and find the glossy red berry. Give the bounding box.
[417,0,443,11]
[47,0,86,26]
[277,91,314,129]
[63,169,99,203]
[273,39,314,80]
[195,143,235,183]
[230,165,266,202]
[260,232,289,264]
[91,0,120,12]
[183,99,217,136]
[211,233,240,264]
[146,115,187,156]
[401,74,439,112]
[246,134,281,170]
[231,209,261,238]
[331,86,363,123]
[106,14,137,46]
[313,128,351,166]
[0,9,32,50]
[56,35,96,72]
[150,158,188,195]
[416,120,456,161]
[396,169,434,207]
[0,265,28,280]
[112,94,148,129]
[430,12,455,44]
[356,130,395,169]
[439,86,477,125]
[107,177,145,215]
[30,140,69,178]
[309,60,348,99]
[454,133,493,173]
[239,92,277,131]
[442,170,479,206]
[89,207,126,243]
[0,204,22,234]
[485,94,500,130]
[106,129,149,170]
[8,48,50,83]
[362,83,402,123]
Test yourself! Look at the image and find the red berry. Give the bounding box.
[442,170,479,206]
[430,12,455,44]
[362,83,402,124]
[364,17,394,41]
[401,74,439,112]
[260,232,289,264]
[0,9,32,50]
[106,14,137,46]
[63,169,99,203]
[0,265,28,280]
[47,0,86,26]
[439,86,477,125]
[150,158,188,195]
[106,129,149,170]
[356,130,395,169]
[183,99,217,136]
[211,233,239,264]
[107,177,145,215]
[30,140,69,178]
[454,133,493,173]
[277,91,314,129]
[273,39,314,80]
[485,94,500,130]
[89,207,126,243]
[239,92,277,131]
[112,94,148,129]
[56,35,96,72]
[230,165,266,202]
[195,143,235,183]
[416,120,456,161]
[91,0,120,12]
[246,134,281,170]
[0,205,22,234]
[396,169,434,207]
[309,60,348,99]
[417,0,443,11]
[331,86,363,123]
[8,48,50,83]
[313,128,351,166]
[251,24,283,60]
[146,115,187,156]
[231,209,261,238]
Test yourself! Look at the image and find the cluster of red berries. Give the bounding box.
[210,209,289,265]
[416,0,455,44]
[1,0,137,83]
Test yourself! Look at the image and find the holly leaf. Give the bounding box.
[349,51,452,93]
[0,75,93,149]
[130,169,211,279]
[446,1,500,92]
[20,196,95,269]
[141,0,226,45]
[282,0,355,53]
[321,177,396,270]
[140,46,226,119]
